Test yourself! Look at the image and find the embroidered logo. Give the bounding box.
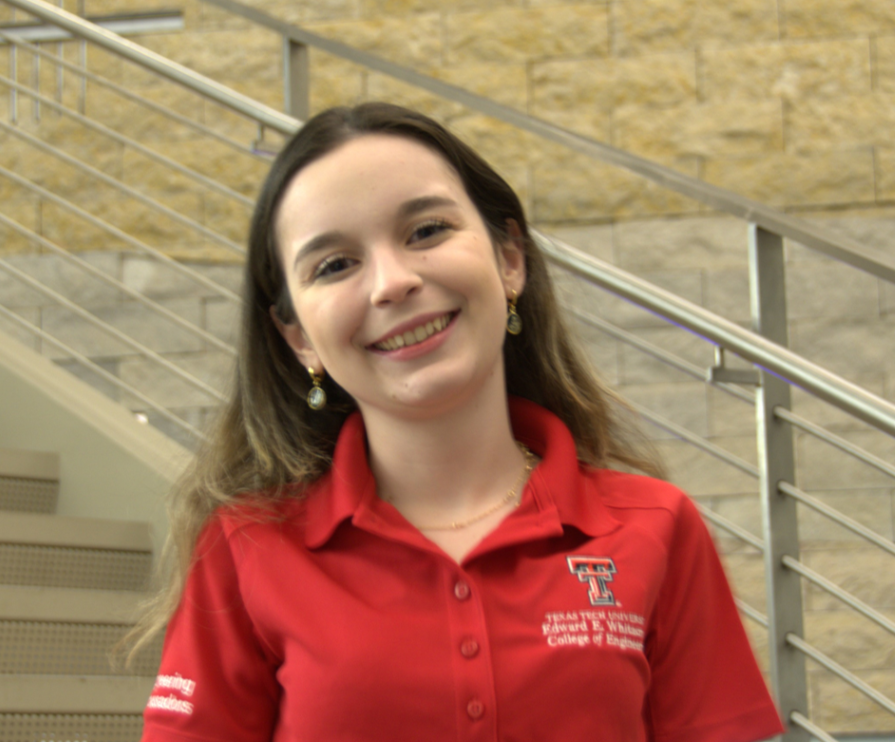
[567,556,617,606]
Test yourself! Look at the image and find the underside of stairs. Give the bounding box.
[0,447,158,741]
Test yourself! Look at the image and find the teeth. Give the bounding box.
[375,313,452,351]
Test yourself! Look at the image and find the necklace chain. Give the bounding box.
[415,443,536,531]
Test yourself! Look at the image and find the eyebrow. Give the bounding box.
[292,231,343,271]
[291,195,460,270]
[396,195,459,220]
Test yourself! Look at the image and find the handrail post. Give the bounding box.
[749,224,809,739]
[283,37,308,122]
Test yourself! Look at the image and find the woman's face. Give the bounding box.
[273,134,526,421]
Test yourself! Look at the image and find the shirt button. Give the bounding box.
[460,639,479,658]
[454,580,471,600]
[466,699,484,719]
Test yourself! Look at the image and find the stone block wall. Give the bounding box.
[0,0,894,733]
[4,0,895,224]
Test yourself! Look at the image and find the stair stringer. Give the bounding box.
[0,328,191,553]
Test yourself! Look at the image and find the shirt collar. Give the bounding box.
[304,397,621,550]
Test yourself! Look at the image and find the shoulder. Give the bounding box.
[580,468,705,547]
[203,477,328,547]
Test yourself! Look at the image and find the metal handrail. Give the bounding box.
[0,165,242,304]
[4,0,893,437]
[2,0,298,135]
[734,599,768,628]
[0,214,237,356]
[190,0,895,284]
[782,556,895,637]
[0,73,254,205]
[786,633,895,716]
[778,482,895,558]
[566,305,755,404]
[536,233,895,438]
[0,28,265,157]
[695,503,764,552]
[6,0,895,285]
[0,260,227,403]
[775,406,895,480]
[789,712,838,742]
[0,120,246,254]
[0,305,206,441]
[630,401,759,477]
[1,3,892,735]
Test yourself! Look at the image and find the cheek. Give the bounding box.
[295,295,360,359]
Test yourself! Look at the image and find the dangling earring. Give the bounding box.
[506,290,522,335]
[307,367,327,410]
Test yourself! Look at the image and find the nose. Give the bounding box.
[368,244,423,306]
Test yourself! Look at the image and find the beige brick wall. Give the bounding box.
[1,0,893,733]
[5,0,894,228]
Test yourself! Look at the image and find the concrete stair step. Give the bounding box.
[0,585,147,624]
[0,513,153,591]
[0,586,160,677]
[0,711,144,742]
[0,674,153,713]
[0,448,59,514]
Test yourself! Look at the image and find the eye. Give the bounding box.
[312,254,357,280]
[409,219,451,244]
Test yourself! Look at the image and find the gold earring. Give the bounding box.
[506,290,522,335]
[307,367,327,410]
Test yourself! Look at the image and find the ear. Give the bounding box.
[497,218,527,297]
[269,306,323,374]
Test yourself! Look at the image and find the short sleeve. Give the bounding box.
[141,518,280,742]
[643,496,784,742]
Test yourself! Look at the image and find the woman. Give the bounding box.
[138,103,784,741]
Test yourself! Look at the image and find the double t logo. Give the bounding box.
[567,556,617,606]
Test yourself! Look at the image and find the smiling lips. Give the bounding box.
[372,312,455,351]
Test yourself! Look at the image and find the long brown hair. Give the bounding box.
[124,102,662,660]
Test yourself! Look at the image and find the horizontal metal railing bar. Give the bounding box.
[0,120,246,255]
[782,555,895,637]
[3,0,298,135]
[536,233,895,438]
[0,165,242,304]
[0,213,237,356]
[0,29,264,158]
[0,304,206,441]
[734,599,769,628]
[0,73,254,206]
[789,712,839,742]
[786,632,895,716]
[0,259,227,403]
[778,482,895,558]
[695,503,764,551]
[199,0,895,284]
[628,400,760,478]
[565,304,756,404]
[774,406,895,481]
[0,10,184,42]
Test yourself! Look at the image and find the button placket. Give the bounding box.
[445,570,497,740]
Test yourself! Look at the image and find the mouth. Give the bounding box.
[371,312,456,351]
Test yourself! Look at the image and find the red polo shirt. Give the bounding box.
[142,398,783,742]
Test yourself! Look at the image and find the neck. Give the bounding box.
[360,382,525,523]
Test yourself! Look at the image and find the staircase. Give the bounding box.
[0,448,157,740]
[0,0,893,740]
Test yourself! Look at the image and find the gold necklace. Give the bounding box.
[415,443,536,531]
